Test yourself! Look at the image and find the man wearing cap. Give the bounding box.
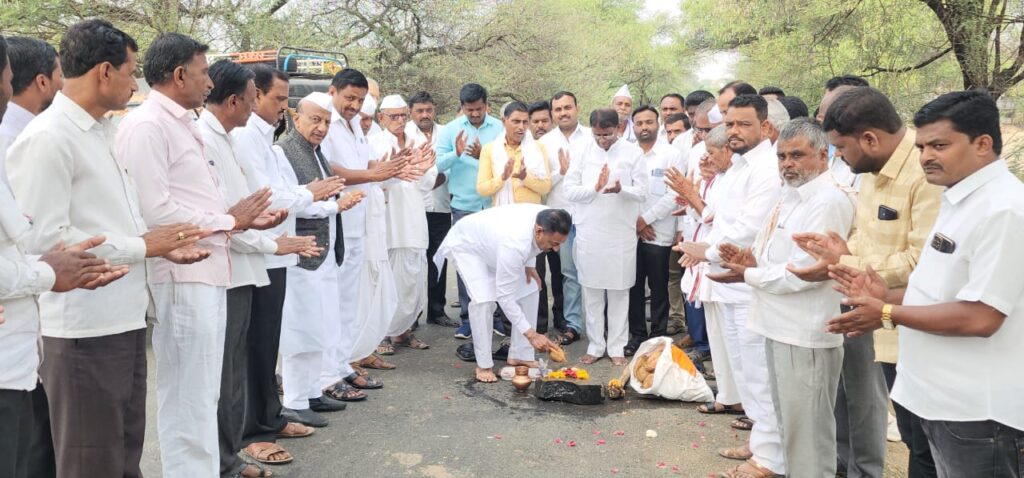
[612,84,636,143]
[319,69,407,396]
[370,94,438,352]
[277,92,365,427]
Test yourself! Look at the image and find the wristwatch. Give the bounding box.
[881,304,895,330]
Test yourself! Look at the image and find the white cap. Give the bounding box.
[360,94,378,116]
[301,92,333,113]
[708,104,724,124]
[613,84,632,99]
[379,94,407,110]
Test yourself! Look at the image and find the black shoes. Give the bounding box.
[282,407,328,428]
[309,396,347,412]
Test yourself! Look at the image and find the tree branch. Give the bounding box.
[862,46,953,77]
[268,0,290,15]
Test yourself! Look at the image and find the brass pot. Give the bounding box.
[511,365,532,392]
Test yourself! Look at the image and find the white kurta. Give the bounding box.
[369,129,437,336]
[433,203,546,335]
[539,123,592,219]
[563,138,647,290]
[638,142,684,247]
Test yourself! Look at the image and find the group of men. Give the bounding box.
[0,17,1021,478]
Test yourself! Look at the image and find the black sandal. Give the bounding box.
[322,381,367,402]
[696,401,744,415]
[559,329,580,345]
[731,416,754,431]
[344,372,383,390]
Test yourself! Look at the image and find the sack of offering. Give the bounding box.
[628,337,713,402]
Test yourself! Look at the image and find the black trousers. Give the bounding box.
[40,329,146,478]
[0,387,54,478]
[219,286,255,476]
[426,211,452,319]
[627,242,671,342]
[920,418,1023,478]
[535,250,565,333]
[882,363,938,478]
[241,268,289,446]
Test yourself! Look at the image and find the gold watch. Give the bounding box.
[881,304,895,330]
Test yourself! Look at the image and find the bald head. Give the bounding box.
[816,85,857,123]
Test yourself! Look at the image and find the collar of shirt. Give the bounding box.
[247,113,275,142]
[793,169,837,202]
[943,159,1008,206]
[405,121,438,142]
[198,109,230,139]
[457,114,501,132]
[877,129,917,181]
[0,101,35,137]
[149,89,193,121]
[52,92,101,132]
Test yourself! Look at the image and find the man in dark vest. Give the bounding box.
[276,92,365,427]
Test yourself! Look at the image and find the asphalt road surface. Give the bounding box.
[140,280,909,477]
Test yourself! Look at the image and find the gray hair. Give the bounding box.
[777,118,829,152]
[705,124,729,148]
[766,98,790,131]
[695,98,717,117]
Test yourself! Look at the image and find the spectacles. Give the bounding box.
[694,126,712,134]
[385,113,409,121]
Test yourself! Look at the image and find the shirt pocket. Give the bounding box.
[649,168,667,196]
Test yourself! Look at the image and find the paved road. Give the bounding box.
[140,276,909,477]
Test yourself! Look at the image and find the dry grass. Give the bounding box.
[1004,124,1024,179]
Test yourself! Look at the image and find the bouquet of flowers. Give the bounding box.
[546,367,589,380]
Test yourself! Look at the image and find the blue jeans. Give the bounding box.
[683,299,710,354]
[558,225,583,333]
[920,418,1023,478]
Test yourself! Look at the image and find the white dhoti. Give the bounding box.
[282,248,339,408]
[386,247,427,337]
[348,256,398,361]
[150,282,228,478]
[322,236,364,388]
[581,286,630,357]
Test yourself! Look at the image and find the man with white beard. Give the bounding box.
[679,94,785,476]
[369,94,438,352]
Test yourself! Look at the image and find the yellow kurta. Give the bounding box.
[477,141,551,205]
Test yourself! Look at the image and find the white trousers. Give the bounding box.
[151,282,227,478]
[704,301,740,405]
[718,303,785,474]
[322,236,364,388]
[581,287,629,358]
[387,247,427,337]
[469,291,538,369]
[282,351,323,410]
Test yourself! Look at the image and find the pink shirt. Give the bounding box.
[115,90,235,286]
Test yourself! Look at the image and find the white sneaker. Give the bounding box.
[886,413,902,442]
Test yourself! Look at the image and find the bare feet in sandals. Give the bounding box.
[506,358,539,367]
[579,354,600,365]
[610,356,628,366]
[475,367,498,382]
[240,463,273,477]
[243,442,292,466]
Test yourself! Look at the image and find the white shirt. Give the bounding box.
[199,111,276,288]
[321,109,370,238]
[6,92,150,339]
[0,102,35,187]
[0,180,56,391]
[701,139,782,303]
[829,154,860,190]
[406,121,450,213]
[892,160,1024,431]
[231,114,314,269]
[270,146,340,222]
[369,129,438,250]
[638,142,684,246]
[744,172,855,348]
[434,204,545,336]
[539,123,592,218]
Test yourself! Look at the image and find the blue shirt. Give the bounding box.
[435,115,504,212]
